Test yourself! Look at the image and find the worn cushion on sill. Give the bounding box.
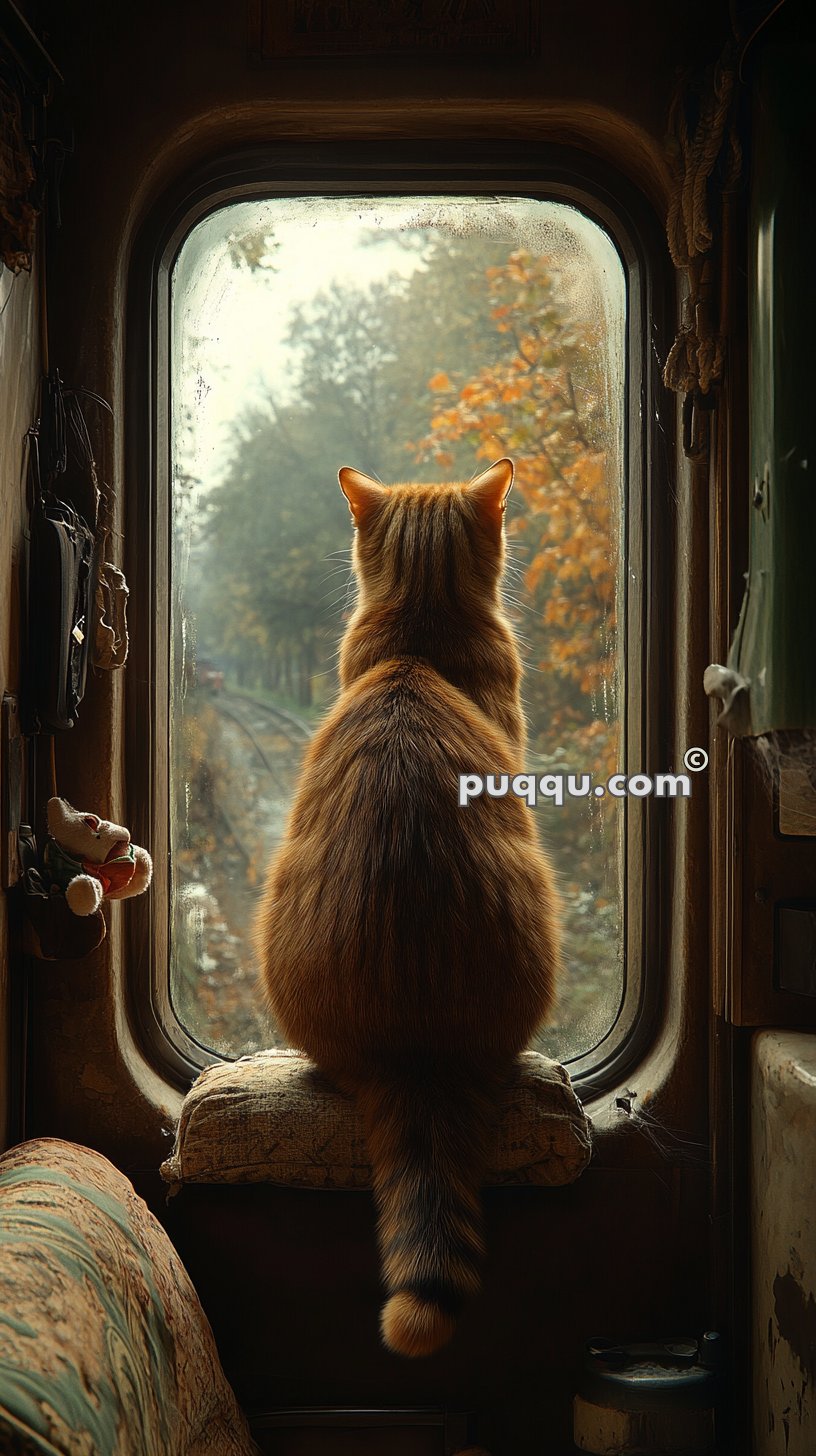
[0,1137,257,1456]
[160,1048,592,1192]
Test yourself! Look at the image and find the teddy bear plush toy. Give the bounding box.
[43,796,152,916]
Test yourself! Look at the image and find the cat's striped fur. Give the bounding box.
[256,460,559,1356]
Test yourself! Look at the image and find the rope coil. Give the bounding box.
[663,47,742,403]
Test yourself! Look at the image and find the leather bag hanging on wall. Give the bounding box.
[25,373,104,732]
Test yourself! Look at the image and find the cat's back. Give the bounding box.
[280,652,517,853]
[257,653,557,1060]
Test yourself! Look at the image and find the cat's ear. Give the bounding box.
[338,467,387,527]
[465,458,514,527]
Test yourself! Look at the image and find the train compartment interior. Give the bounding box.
[0,1,814,1453]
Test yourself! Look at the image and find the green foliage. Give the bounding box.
[194,398,351,704]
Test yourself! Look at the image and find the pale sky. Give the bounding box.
[171,195,625,494]
[173,201,427,488]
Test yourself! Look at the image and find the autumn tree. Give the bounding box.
[418,247,621,778]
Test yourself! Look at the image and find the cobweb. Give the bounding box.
[752,729,816,836]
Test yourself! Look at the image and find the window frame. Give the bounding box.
[125,140,672,1097]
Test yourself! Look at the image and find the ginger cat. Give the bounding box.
[256,458,559,1358]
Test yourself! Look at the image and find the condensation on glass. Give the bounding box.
[170,196,627,1063]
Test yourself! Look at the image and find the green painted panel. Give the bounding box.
[729,43,816,733]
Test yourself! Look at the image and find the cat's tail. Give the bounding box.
[356,1068,501,1359]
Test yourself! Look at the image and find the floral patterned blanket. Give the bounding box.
[0,1138,257,1456]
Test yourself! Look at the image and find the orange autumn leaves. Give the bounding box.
[419,249,619,772]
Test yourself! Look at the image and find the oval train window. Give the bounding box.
[168,193,629,1071]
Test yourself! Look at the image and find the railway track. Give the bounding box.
[213,691,313,791]
[241,693,313,746]
[203,690,314,864]
[172,690,316,1051]
[217,690,313,752]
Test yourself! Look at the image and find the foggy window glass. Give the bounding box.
[170,196,627,1063]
